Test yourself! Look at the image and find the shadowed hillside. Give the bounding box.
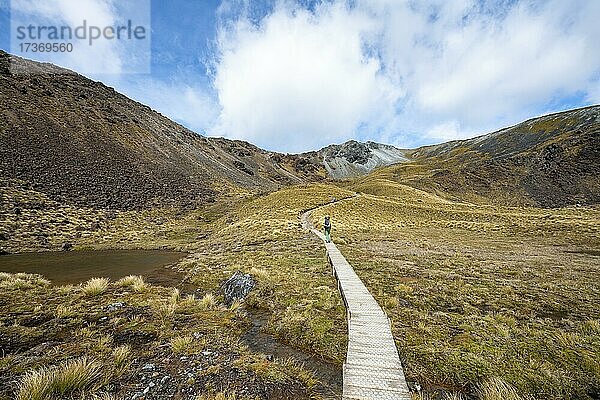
[0,51,327,210]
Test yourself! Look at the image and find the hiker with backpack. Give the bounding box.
[324,215,332,243]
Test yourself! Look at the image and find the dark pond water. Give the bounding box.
[0,250,187,285]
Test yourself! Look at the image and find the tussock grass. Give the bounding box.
[112,345,130,367]
[0,272,50,289]
[229,299,243,312]
[478,377,524,400]
[169,287,181,304]
[55,304,75,318]
[310,178,600,398]
[198,293,217,310]
[56,284,74,295]
[0,216,320,398]
[16,357,102,400]
[179,184,352,365]
[249,267,269,280]
[278,357,318,389]
[82,277,109,296]
[115,275,147,292]
[170,335,194,354]
[156,302,176,320]
[111,345,131,376]
[93,334,113,353]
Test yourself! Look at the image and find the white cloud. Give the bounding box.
[210,0,600,152]
[212,2,400,153]
[10,0,150,74]
[425,121,474,142]
[407,0,599,124]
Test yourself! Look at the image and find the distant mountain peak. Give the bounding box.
[317,140,409,179]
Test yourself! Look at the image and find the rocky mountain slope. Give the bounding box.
[381,106,600,207]
[0,51,326,210]
[315,141,408,179]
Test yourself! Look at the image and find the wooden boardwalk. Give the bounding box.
[302,210,411,400]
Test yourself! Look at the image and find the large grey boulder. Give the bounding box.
[220,271,255,306]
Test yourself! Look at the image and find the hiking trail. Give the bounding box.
[301,198,411,400]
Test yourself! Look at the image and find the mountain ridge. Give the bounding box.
[1,50,598,209]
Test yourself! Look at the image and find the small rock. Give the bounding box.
[142,363,155,371]
[105,302,126,312]
[61,242,73,251]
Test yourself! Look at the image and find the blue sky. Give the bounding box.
[1,0,599,153]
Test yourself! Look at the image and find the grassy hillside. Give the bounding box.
[0,183,354,400]
[394,106,600,207]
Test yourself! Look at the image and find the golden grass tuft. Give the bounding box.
[156,302,176,320]
[229,299,243,312]
[0,272,51,289]
[278,357,318,389]
[16,357,102,400]
[115,275,147,292]
[169,287,181,304]
[249,267,269,280]
[112,345,131,376]
[112,345,130,367]
[82,277,109,296]
[56,284,74,295]
[170,335,194,354]
[198,293,217,310]
[478,377,524,400]
[55,304,75,318]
